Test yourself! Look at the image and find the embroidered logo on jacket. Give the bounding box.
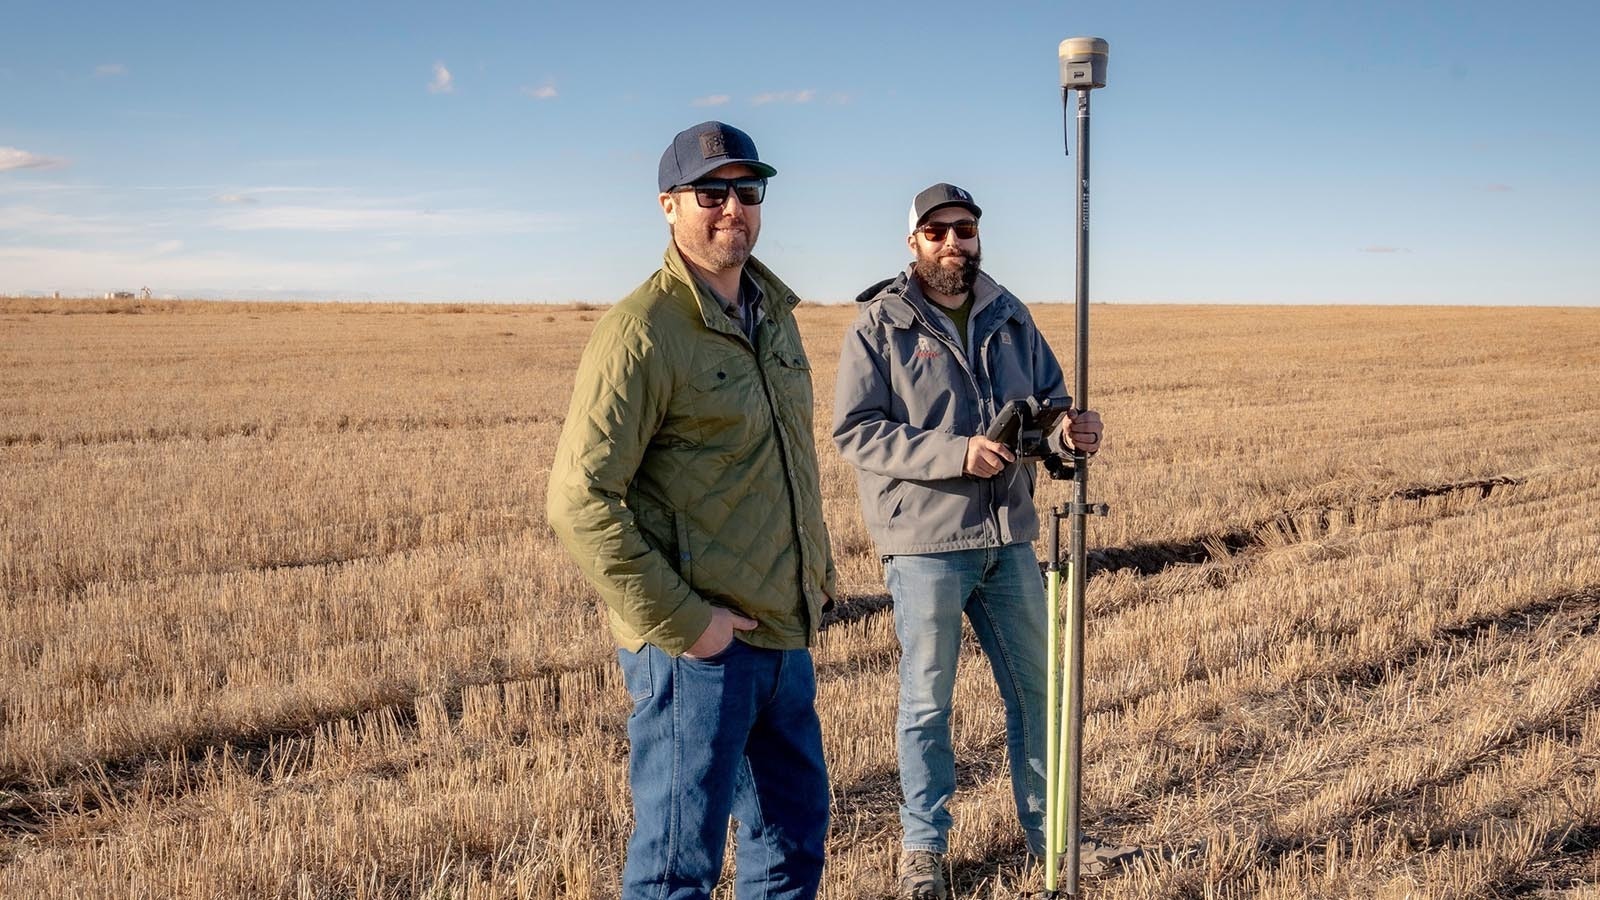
[912,337,943,361]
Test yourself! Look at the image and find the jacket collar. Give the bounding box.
[864,267,1017,331]
[662,241,801,335]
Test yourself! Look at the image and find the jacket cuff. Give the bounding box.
[934,432,970,480]
[640,597,715,657]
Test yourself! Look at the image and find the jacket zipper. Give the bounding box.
[907,290,1007,542]
[746,312,815,639]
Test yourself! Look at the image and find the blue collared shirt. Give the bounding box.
[697,268,765,343]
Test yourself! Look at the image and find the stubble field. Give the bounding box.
[2,296,1598,899]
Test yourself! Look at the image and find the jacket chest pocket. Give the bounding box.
[891,330,974,430]
[984,326,1034,400]
[763,349,813,426]
[675,360,764,449]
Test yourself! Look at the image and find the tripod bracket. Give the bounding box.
[1041,454,1076,481]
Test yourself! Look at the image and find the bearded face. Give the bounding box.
[912,236,981,296]
[672,208,758,271]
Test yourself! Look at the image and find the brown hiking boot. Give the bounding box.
[1077,834,1148,875]
[899,849,949,900]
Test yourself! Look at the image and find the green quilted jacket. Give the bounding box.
[546,243,837,655]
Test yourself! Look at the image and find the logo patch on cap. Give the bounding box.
[700,131,728,159]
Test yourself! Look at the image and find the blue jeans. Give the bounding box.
[886,543,1048,857]
[615,639,829,899]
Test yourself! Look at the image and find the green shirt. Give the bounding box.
[934,293,974,353]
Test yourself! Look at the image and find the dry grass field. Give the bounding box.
[2,295,1598,899]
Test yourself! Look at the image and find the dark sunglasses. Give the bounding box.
[916,219,979,242]
[676,177,767,208]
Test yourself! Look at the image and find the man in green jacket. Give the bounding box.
[547,121,837,899]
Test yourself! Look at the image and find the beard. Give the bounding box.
[912,244,981,296]
[674,215,758,272]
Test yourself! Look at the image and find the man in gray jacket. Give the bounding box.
[832,183,1138,898]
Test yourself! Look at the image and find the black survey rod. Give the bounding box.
[1064,83,1091,896]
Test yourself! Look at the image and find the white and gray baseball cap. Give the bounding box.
[908,182,982,234]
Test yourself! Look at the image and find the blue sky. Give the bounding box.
[2,1,1596,304]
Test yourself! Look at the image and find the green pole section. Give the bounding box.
[1044,509,1063,892]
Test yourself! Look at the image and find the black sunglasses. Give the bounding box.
[916,219,979,242]
[676,177,767,208]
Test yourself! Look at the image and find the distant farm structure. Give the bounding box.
[99,288,152,300]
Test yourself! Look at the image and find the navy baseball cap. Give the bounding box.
[658,121,777,193]
[908,183,982,233]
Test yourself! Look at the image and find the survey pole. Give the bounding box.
[1045,35,1108,899]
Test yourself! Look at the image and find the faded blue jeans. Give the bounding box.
[615,639,829,899]
[886,542,1049,857]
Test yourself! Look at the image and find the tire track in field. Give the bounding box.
[1500,826,1600,897]
[1087,476,1522,580]
[1322,585,1600,688]
[0,413,553,449]
[812,476,1524,640]
[1410,805,1600,898]
[1106,585,1600,804]
[1088,571,1597,736]
[1248,683,1600,864]
[0,658,617,844]
[1053,585,1599,859]
[1083,475,1569,718]
[1122,722,1597,897]
[1117,589,1600,890]
[7,505,539,605]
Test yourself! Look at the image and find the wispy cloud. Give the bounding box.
[0,147,68,172]
[94,63,127,78]
[212,202,560,235]
[751,89,815,105]
[213,193,259,205]
[428,62,454,95]
[225,185,346,196]
[521,82,558,100]
[1360,246,1411,254]
[0,179,89,197]
[0,244,398,293]
[0,205,130,236]
[693,94,731,107]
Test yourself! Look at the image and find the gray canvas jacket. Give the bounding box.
[832,267,1067,555]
